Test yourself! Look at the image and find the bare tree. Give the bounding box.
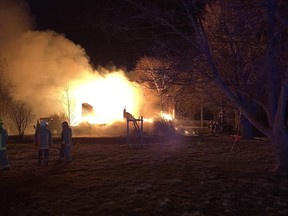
[9,100,35,140]
[127,0,288,173]
[130,56,182,111]
[62,85,76,125]
[195,0,288,170]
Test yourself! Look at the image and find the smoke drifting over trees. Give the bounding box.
[0,0,160,130]
[0,0,92,116]
[2,1,95,116]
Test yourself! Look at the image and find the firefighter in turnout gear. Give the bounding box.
[34,120,52,165]
[0,119,10,171]
[59,121,72,163]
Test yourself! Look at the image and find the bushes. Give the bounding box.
[153,117,176,137]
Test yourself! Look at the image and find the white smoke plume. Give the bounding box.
[0,0,94,116]
[0,0,160,136]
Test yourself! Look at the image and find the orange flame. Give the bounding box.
[160,111,173,121]
[64,71,143,125]
[59,70,175,126]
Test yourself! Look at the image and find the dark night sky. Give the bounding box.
[26,0,156,70]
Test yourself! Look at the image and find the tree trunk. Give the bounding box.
[271,125,288,173]
[242,116,253,139]
[18,133,24,141]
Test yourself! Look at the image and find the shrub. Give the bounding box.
[153,117,176,137]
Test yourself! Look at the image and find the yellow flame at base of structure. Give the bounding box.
[64,71,143,125]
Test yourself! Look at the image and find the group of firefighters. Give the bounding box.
[0,120,72,172]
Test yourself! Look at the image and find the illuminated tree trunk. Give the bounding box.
[63,85,75,125]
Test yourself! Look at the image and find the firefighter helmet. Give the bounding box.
[62,121,68,126]
[40,120,47,127]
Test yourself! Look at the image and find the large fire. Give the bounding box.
[64,70,144,125]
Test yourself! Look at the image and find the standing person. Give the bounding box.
[0,119,10,171]
[59,121,72,163]
[34,120,52,166]
[212,121,219,136]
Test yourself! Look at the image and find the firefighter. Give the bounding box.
[0,119,10,171]
[59,121,72,163]
[34,120,52,165]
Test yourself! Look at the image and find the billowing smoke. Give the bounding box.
[0,0,159,135]
[0,0,93,116]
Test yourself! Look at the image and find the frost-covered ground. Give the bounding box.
[1,136,288,216]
